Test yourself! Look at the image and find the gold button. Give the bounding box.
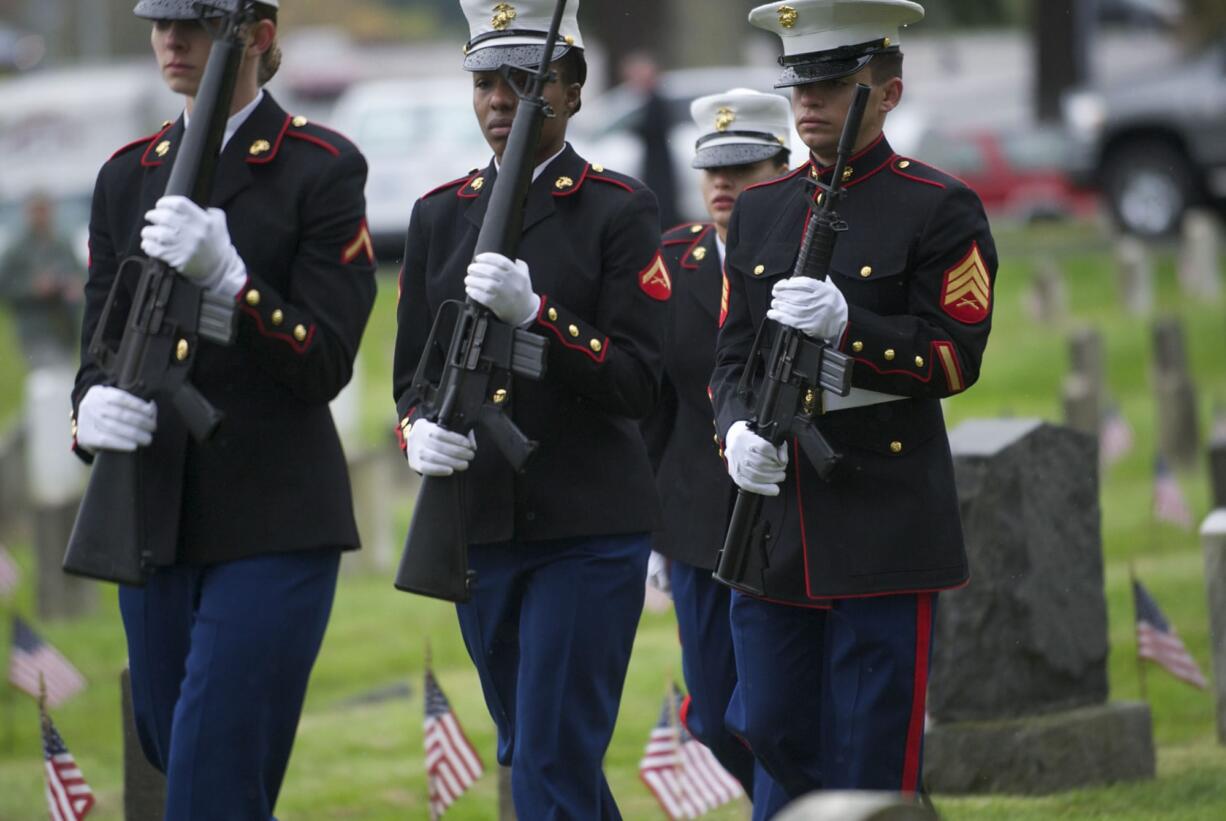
[293,324,307,342]
[693,247,707,261]
[592,163,604,172]
[245,289,261,306]
[568,324,580,338]
[753,264,765,276]
[155,140,170,157]
[842,165,854,181]
[492,389,508,404]
[292,115,308,127]
[883,36,892,47]
[898,160,911,169]
[915,356,925,367]
[802,388,818,415]
[271,309,284,326]
[590,338,603,353]
[713,434,720,445]
[160,119,172,129]
[890,441,903,454]
[852,341,864,352]
[816,192,824,205]
[860,265,872,278]
[71,418,78,437]
[565,35,575,45]
[175,338,189,361]
[547,307,558,321]
[884,349,895,361]
[690,224,703,234]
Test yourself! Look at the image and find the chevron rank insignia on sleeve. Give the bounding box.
[341,219,375,265]
[940,242,990,324]
[638,253,672,301]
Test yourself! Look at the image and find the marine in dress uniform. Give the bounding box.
[641,88,795,804]
[391,2,665,817]
[710,2,997,815]
[71,3,376,817]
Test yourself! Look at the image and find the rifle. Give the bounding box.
[62,1,255,585]
[392,2,566,602]
[712,83,873,597]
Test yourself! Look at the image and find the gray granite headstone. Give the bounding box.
[1177,210,1223,301]
[0,422,25,536]
[1115,236,1154,316]
[925,418,1155,794]
[930,419,1107,720]
[499,764,516,820]
[1027,257,1067,325]
[35,503,95,621]
[1062,328,1106,437]
[122,668,167,820]
[1202,510,1226,746]
[1152,318,1200,468]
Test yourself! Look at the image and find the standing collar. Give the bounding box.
[494,142,569,183]
[182,89,266,152]
[807,132,895,188]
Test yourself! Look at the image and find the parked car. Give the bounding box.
[329,77,491,261]
[1063,39,1226,237]
[910,126,1098,224]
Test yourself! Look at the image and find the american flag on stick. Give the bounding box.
[41,677,95,821]
[1134,578,1207,689]
[0,544,19,598]
[1099,405,1134,466]
[423,665,483,818]
[639,684,744,819]
[8,616,86,708]
[1153,456,1193,530]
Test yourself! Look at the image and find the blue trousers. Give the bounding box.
[456,534,649,821]
[119,549,340,821]
[727,591,937,820]
[669,560,763,799]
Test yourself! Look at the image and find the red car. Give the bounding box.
[910,126,1099,223]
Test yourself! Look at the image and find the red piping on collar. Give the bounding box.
[245,114,292,165]
[138,122,176,167]
[552,163,592,196]
[680,225,714,270]
[286,130,340,157]
[811,132,886,175]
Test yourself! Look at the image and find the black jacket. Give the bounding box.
[73,93,377,566]
[711,135,998,603]
[641,222,731,570]
[393,145,667,545]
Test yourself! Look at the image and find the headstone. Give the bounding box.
[499,764,516,821]
[1026,257,1066,325]
[1152,318,1200,468]
[1211,433,1226,510]
[1115,236,1154,316]
[342,446,398,575]
[775,791,934,821]
[1061,329,1104,437]
[1202,510,1226,746]
[23,368,93,620]
[0,421,26,536]
[121,668,166,820]
[925,419,1155,793]
[1177,210,1223,301]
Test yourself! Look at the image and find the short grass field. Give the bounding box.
[1,218,1225,819]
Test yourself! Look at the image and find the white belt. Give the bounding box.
[821,387,907,413]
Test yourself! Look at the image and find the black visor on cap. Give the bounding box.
[463,41,574,73]
[773,40,896,89]
[134,0,239,19]
[693,142,788,170]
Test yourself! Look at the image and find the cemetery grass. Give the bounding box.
[0,219,1223,818]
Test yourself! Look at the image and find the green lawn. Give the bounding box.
[1,219,1224,818]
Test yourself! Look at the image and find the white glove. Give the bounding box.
[646,550,671,597]
[465,252,540,327]
[140,195,247,299]
[725,420,788,497]
[76,385,157,453]
[405,419,477,477]
[767,277,848,343]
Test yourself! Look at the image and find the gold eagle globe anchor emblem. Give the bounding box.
[777,5,798,28]
[714,107,736,132]
[491,3,518,31]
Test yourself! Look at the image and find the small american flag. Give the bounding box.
[8,616,86,708]
[0,544,19,598]
[423,668,483,818]
[1134,579,1207,689]
[41,686,95,821]
[1153,456,1193,529]
[639,685,744,819]
[1099,405,1134,466]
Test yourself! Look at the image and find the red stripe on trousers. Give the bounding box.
[901,593,933,793]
